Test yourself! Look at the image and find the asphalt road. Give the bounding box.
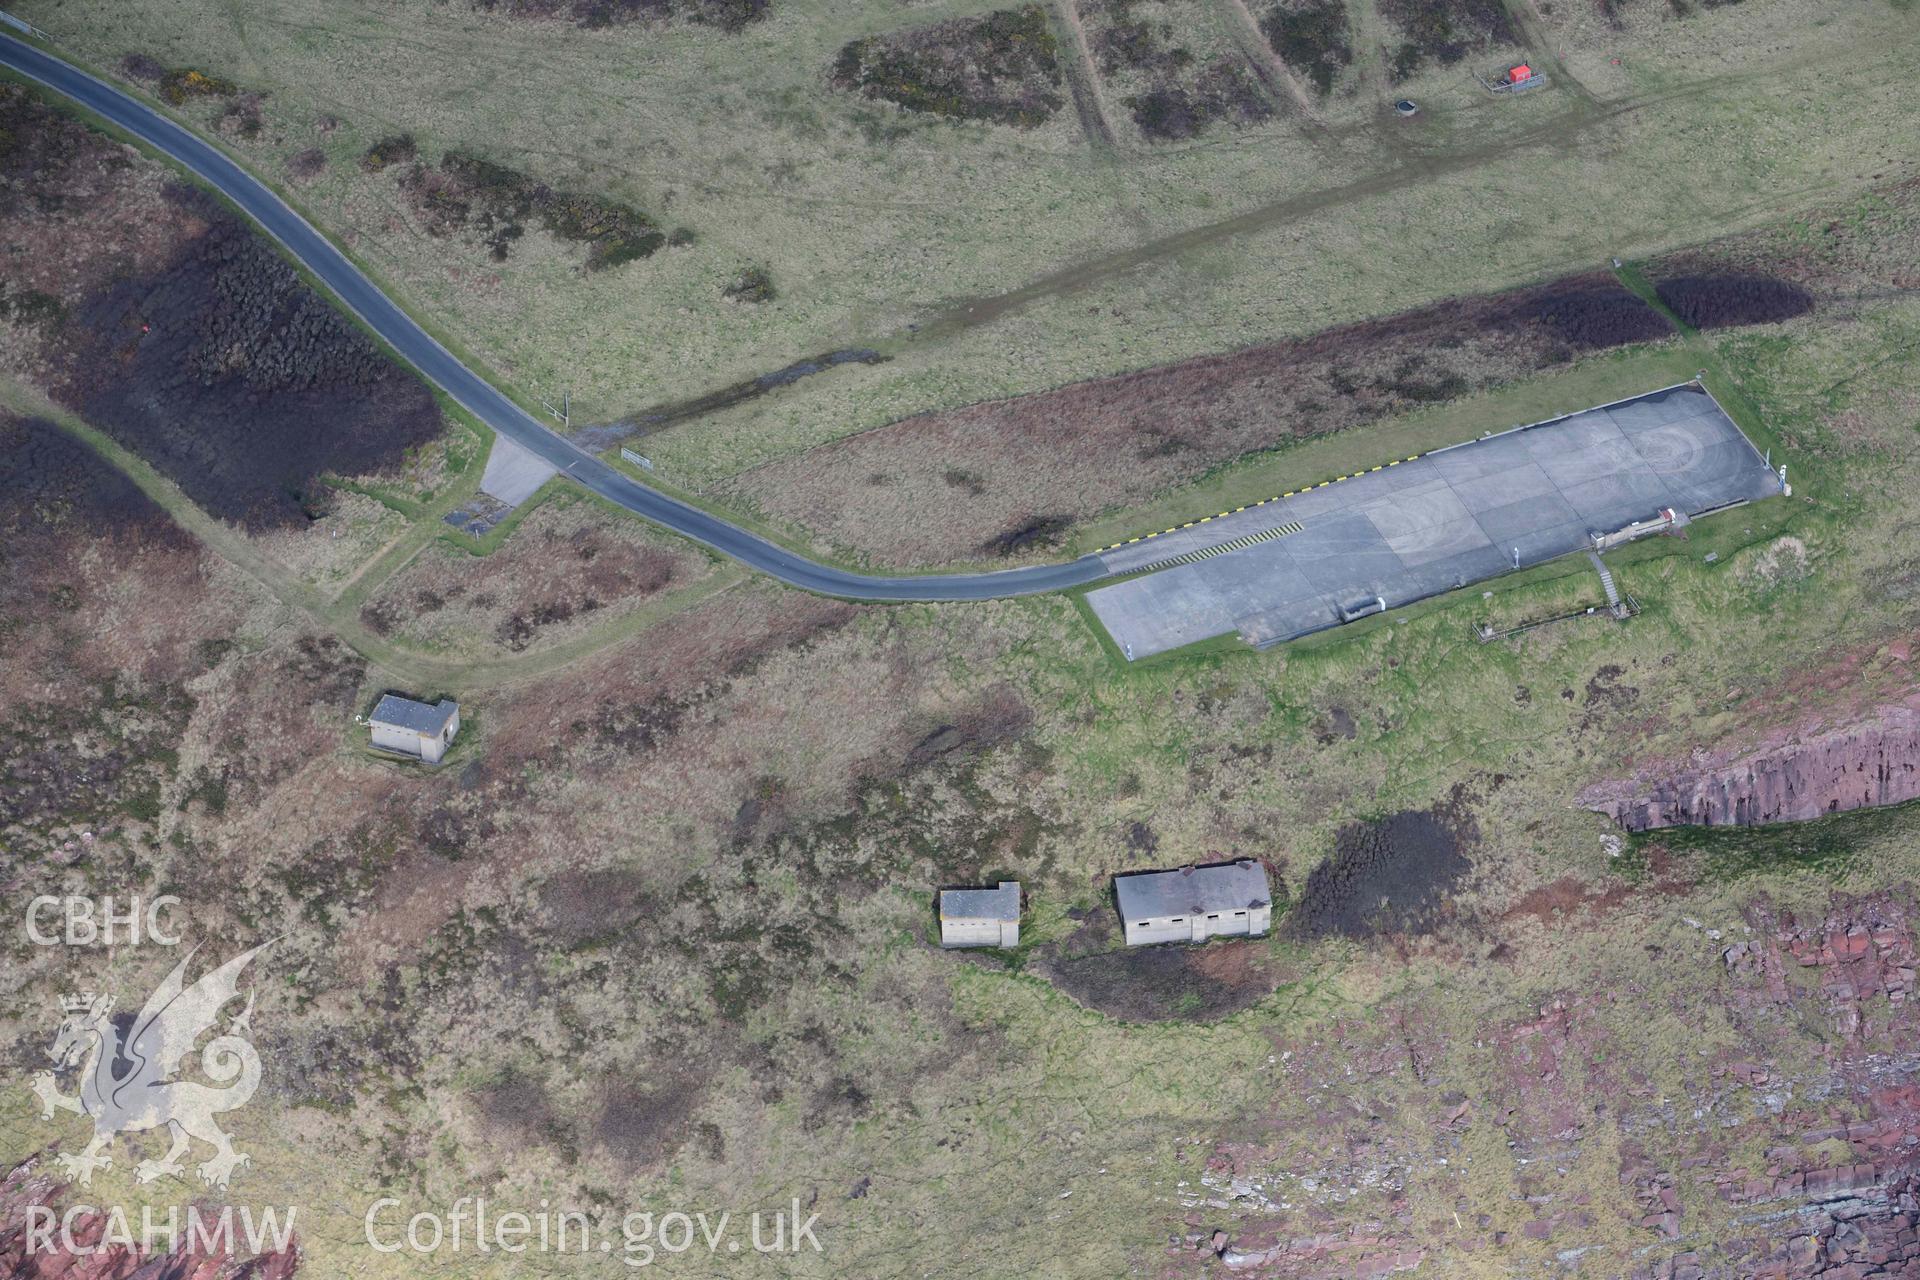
[0,34,1111,602]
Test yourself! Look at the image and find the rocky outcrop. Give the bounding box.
[1581,705,1920,831]
[1178,890,1920,1280]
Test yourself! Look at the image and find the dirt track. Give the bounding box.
[912,35,1900,342]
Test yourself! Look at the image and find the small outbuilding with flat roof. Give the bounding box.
[1116,860,1271,947]
[368,694,461,764]
[939,882,1021,948]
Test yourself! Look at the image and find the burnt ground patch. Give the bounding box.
[475,0,768,33]
[54,192,442,529]
[831,7,1066,129]
[1123,63,1273,141]
[1653,274,1815,331]
[730,270,1673,567]
[1375,0,1514,80]
[1082,0,1274,140]
[1260,0,1353,96]
[1533,283,1674,349]
[1033,933,1288,1022]
[1637,178,1919,332]
[0,415,187,550]
[1287,796,1477,940]
[394,151,667,269]
[591,1075,707,1169]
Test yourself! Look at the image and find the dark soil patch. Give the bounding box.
[1315,706,1357,743]
[899,685,1034,769]
[117,54,165,84]
[213,94,265,141]
[981,513,1072,557]
[476,0,768,33]
[1287,797,1477,940]
[1653,274,1814,331]
[395,151,665,269]
[1637,178,1920,334]
[539,866,658,946]
[1376,0,1514,81]
[831,6,1066,129]
[360,134,417,173]
[732,270,1670,567]
[1578,662,1638,730]
[286,147,328,182]
[1261,0,1353,96]
[283,635,367,710]
[803,1075,874,1133]
[1034,937,1286,1022]
[722,264,776,303]
[475,1075,575,1154]
[55,190,443,529]
[585,349,886,443]
[414,799,498,861]
[0,281,63,329]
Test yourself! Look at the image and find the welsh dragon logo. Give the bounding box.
[31,943,271,1189]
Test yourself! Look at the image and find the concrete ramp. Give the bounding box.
[479,433,559,506]
[443,434,561,537]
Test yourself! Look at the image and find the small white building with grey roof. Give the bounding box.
[1116,860,1271,947]
[368,694,461,764]
[939,881,1020,949]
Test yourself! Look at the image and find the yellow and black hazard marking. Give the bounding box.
[1129,520,1303,575]
[1098,452,1430,553]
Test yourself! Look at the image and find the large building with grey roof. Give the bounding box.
[1115,860,1271,947]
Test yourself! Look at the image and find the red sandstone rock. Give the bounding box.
[1581,705,1920,830]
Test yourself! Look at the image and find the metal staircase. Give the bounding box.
[1588,551,1625,617]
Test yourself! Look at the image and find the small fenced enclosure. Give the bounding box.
[1476,67,1550,95]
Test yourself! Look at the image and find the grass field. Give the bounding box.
[16,0,1917,452]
